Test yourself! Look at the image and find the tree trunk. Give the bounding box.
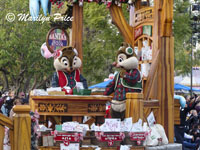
[23,75,32,93]
[0,69,9,90]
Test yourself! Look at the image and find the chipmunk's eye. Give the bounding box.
[61,57,69,66]
[118,53,127,63]
[119,58,123,62]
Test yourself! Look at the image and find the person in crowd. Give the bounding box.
[18,92,25,99]
[9,97,23,119]
[0,96,7,114]
[1,90,15,117]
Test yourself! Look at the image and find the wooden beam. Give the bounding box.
[109,5,134,46]
[143,49,160,100]
[160,0,173,36]
[157,37,174,143]
[0,113,13,129]
[72,4,83,71]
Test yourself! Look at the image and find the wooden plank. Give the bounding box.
[31,95,112,101]
[126,93,143,99]
[0,113,13,129]
[0,125,5,150]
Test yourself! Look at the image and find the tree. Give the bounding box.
[173,0,200,75]
[173,0,193,75]
[0,0,54,94]
[82,3,129,86]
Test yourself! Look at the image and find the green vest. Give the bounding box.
[114,69,143,91]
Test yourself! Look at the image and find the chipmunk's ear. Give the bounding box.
[125,46,134,56]
[73,48,78,56]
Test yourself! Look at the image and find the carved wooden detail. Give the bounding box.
[38,103,68,113]
[133,7,154,27]
[88,104,106,113]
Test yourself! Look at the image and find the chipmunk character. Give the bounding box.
[51,46,88,94]
[104,42,142,120]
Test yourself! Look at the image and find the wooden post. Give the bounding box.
[125,93,143,123]
[157,37,174,143]
[72,4,83,69]
[13,105,31,150]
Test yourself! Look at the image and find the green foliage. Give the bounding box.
[82,3,124,86]
[0,0,54,93]
[173,0,194,75]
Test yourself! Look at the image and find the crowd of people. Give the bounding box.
[175,93,200,150]
[0,90,29,118]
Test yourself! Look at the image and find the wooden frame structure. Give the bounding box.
[71,0,174,142]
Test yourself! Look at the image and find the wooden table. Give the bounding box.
[30,94,112,123]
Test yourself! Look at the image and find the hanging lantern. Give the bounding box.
[141,0,148,6]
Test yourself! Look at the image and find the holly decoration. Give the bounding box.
[48,0,135,9]
[50,0,64,8]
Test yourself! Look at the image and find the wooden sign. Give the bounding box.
[46,27,69,53]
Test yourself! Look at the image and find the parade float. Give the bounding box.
[0,0,182,150]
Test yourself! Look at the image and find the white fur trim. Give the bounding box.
[111,100,126,112]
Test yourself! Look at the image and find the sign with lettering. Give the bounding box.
[134,25,153,40]
[53,132,83,146]
[143,25,152,36]
[95,132,125,146]
[134,7,153,24]
[134,26,143,40]
[129,132,148,145]
[46,28,69,53]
